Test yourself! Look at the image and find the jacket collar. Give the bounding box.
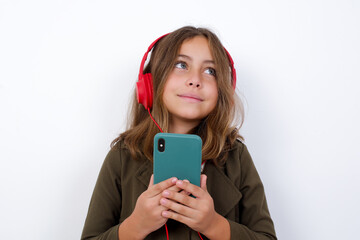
[204,162,242,217]
[135,160,241,217]
[135,159,153,187]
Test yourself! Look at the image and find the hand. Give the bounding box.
[159,174,223,236]
[128,175,178,238]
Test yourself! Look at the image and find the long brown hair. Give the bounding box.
[111,26,244,166]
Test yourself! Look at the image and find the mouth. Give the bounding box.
[178,94,203,102]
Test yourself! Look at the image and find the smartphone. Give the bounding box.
[153,133,202,186]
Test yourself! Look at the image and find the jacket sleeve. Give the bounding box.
[228,144,277,240]
[81,148,122,240]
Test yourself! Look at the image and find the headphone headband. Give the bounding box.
[138,34,169,83]
[136,33,237,110]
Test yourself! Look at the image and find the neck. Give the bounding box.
[168,118,200,134]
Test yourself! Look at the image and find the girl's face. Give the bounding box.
[163,36,218,133]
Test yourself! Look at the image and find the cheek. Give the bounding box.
[209,83,219,102]
[162,80,176,108]
[163,75,178,93]
[211,93,219,109]
[206,86,219,112]
[162,82,172,102]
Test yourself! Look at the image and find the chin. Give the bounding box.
[174,112,205,122]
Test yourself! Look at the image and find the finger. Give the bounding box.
[167,185,183,193]
[175,180,204,198]
[162,189,197,209]
[180,190,191,196]
[160,197,195,218]
[147,177,178,197]
[200,174,207,191]
[164,187,190,196]
[183,180,191,195]
[162,209,194,227]
[164,179,191,195]
[179,179,190,195]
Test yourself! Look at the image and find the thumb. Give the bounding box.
[200,174,207,191]
[148,174,154,188]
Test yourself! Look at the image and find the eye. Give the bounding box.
[204,67,216,77]
[175,61,187,70]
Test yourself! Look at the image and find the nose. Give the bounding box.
[189,82,200,87]
[186,71,201,88]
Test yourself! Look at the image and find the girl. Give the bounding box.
[81,26,276,240]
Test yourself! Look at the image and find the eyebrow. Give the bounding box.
[178,54,215,65]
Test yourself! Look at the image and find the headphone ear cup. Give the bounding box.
[136,73,153,110]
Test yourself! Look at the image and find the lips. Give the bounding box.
[178,93,203,102]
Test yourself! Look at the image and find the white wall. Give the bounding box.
[1,0,359,239]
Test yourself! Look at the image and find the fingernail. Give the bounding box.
[160,198,167,205]
[177,180,183,185]
[171,178,177,184]
[162,211,169,217]
[184,179,189,183]
[163,190,170,196]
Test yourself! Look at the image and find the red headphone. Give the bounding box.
[136,34,237,110]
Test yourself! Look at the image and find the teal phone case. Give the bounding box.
[153,133,202,186]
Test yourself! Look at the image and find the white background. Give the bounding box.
[1,0,359,239]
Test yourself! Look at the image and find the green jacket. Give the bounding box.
[81,140,276,240]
